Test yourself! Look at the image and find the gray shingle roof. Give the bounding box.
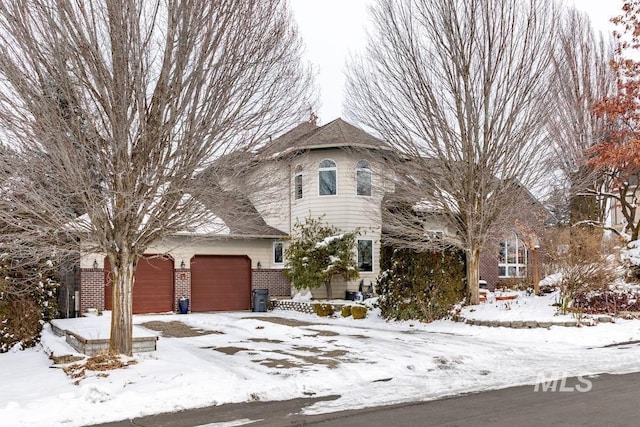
[259,118,391,157]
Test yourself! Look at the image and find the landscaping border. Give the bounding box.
[457,315,615,329]
[271,299,348,315]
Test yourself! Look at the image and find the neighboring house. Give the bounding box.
[479,186,550,290]
[77,117,548,314]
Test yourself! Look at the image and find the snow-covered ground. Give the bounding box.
[3,291,640,427]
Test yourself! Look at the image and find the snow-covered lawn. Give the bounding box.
[3,291,640,427]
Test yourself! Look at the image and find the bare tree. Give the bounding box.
[0,0,315,355]
[547,8,615,230]
[345,0,561,304]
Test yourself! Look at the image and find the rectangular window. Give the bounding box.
[273,242,284,265]
[356,169,371,196]
[294,174,302,200]
[319,170,336,195]
[498,235,526,278]
[358,239,373,272]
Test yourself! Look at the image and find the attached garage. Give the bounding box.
[104,256,175,314]
[190,255,251,312]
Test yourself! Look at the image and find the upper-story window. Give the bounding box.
[318,159,337,196]
[499,233,526,278]
[294,165,303,200]
[356,160,372,196]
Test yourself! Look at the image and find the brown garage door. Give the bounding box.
[104,256,175,314]
[190,255,251,312]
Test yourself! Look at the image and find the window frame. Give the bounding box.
[355,160,372,197]
[498,233,527,278]
[273,241,284,267]
[357,239,374,273]
[294,165,303,200]
[318,159,337,196]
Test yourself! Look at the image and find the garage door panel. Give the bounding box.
[104,256,174,314]
[190,255,251,312]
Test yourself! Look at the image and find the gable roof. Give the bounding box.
[259,118,391,158]
[197,187,286,238]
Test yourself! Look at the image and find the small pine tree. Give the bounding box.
[284,216,359,299]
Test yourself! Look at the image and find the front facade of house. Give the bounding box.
[77,117,547,314]
[78,118,391,313]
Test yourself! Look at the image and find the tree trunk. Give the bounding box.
[532,247,540,296]
[466,247,480,305]
[325,280,333,300]
[109,255,136,356]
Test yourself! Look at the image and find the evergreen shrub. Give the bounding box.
[376,245,465,321]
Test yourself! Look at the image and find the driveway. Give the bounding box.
[10,309,640,426]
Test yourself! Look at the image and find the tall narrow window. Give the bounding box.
[294,165,303,200]
[498,233,526,278]
[356,160,372,196]
[273,242,284,265]
[358,239,373,272]
[318,159,337,196]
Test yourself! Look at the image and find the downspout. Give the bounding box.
[288,163,292,235]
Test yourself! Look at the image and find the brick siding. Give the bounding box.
[81,265,290,314]
[80,268,105,313]
[174,269,191,312]
[479,245,500,290]
[251,268,291,297]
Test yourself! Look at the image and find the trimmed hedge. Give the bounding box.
[351,305,367,319]
[312,303,335,317]
[341,305,352,317]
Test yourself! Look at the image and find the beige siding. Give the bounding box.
[291,150,384,232]
[287,149,386,279]
[248,164,290,233]
[84,237,280,270]
[245,148,389,280]
[149,237,275,269]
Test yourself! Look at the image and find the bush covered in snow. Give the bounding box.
[312,303,334,317]
[284,216,359,299]
[0,257,59,352]
[556,263,616,314]
[376,245,465,321]
[341,305,351,317]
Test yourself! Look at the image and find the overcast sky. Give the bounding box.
[289,0,622,125]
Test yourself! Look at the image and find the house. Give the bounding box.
[76,117,548,314]
[478,185,550,291]
[78,118,392,314]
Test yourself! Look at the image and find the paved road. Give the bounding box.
[91,372,640,427]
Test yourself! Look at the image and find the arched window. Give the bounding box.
[318,159,337,196]
[356,160,371,196]
[498,233,527,278]
[294,165,303,200]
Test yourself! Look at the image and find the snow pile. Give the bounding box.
[621,240,640,267]
[291,290,313,301]
[539,272,562,288]
[4,300,640,426]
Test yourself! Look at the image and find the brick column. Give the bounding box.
[174,268,191,312]
[80,268,105,313]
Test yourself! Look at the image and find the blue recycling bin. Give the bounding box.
[178,298,189,314]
